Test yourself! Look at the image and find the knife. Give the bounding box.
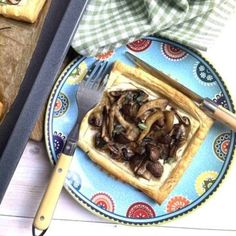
[125,51,236,132]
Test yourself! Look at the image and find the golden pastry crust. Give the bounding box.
[78,61,213,204]
[0,0,46,23]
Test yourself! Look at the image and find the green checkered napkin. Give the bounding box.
[72,0,236,56]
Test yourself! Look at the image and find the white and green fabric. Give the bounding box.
[72,0,236,56]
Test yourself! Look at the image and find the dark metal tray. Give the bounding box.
[0,0,88,203]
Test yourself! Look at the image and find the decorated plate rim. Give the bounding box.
[44,36,236,225]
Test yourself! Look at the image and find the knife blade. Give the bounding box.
[125,51,236,132]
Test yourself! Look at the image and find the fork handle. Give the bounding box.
[33,153,73,232]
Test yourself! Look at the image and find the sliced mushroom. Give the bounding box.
[171,124,187,142]
[94,133,107,149]
[106,143,124,161]
[175,124,189,148]
[109,94,127,138]
[174,109,190,125]
[89,94,110,127]
[126,127,140,142]
[138,110,164,141]
[122,90,146,104]
[182,116,191,126]
[181,116,191,138]
[121,103,139,119]
[121,103,131,117]
[138,110,154,122]
[109,105,116,138]
[129,155,145,174]
[169,145,178,159]
[146,144,161,162]
[114,109,129,129]
[164,110,175,133]
[115,109,140,141]
[155,116,165,128]
[107,142,120,155]
[146,161,164,178]
[113,132,130,144]
[108,90,125,104]
[135,90,149,104]
[172,109,191,134]
[135,161,150,180]
[140,170,152,180]
[129,157,151,180]
[88,110,103,127]
[109,91,124,97]
[136,143,147,156]
[113,124,125,135]
[169,123,188,158]
[121,146,136,161]
[137,98,168,118]
[101,109,110,142]
[109,91,124,101]
[160,144,170,160]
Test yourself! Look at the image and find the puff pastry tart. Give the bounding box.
[78,61,213,204]
[0,0,46,23]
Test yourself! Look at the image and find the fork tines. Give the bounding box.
[83,60,109,90]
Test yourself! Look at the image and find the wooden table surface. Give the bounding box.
[0,12,236,236]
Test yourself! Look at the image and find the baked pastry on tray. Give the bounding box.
[78,61,213,204]
[0,0,46,23]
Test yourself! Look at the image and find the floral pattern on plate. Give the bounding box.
[195,171,218,196]
[96,51,114,60]
[66,61,87,85]
[193,61,216,86]
[213,91,229,109]
[126,202,156,219]
[53,93,69,118]
[127,39,152,52]
[213,132,231,161]
[166,196,190,213]
[53,131,66,157]
[91,192,115,212]
[161,43,188,61]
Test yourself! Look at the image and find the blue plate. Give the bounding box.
[45,36,235,225]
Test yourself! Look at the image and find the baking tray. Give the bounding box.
[0,0,88,203]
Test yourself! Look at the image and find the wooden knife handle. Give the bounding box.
[33,153,73,231]
[214,105,236,131]
[202,98,236,132]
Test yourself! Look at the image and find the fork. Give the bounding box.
[32,59,109,236]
